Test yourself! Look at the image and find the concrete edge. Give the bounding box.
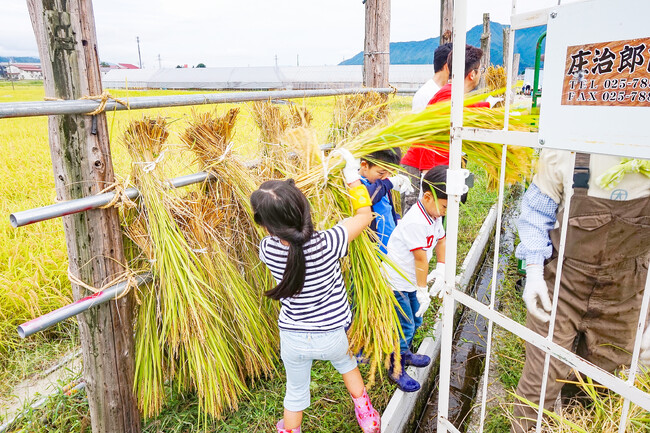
[380,204,499,433]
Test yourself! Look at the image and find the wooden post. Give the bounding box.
[503,26,510,69]
[363,0,390,88]
[479,13,490,90]
[26,1,140,432]
[440,0,453,45]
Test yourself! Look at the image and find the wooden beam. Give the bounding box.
[25,1,140,432]
[440,0,453,45]
[479,13,490,90]
[363,0,390,88]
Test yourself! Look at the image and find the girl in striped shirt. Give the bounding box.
[251,150,380,433]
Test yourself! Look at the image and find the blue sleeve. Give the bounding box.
[515,183,558,265]
[363,178,394,205]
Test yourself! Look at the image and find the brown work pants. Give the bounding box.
[511,256,649,432]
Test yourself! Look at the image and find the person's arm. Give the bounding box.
[515,183,558,266]
[412,249,429,288]
[337,149,373,243]
[434,236,446,265]
[516,182,559,323]
[341,179,374,243]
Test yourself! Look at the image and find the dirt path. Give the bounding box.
[0,349,82,424]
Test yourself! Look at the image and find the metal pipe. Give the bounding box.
[0,87,394,119]
[532,31,546,109]
[10,171,214,227]
[17,273,153,338]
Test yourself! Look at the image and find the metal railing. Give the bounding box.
[437,1,650,433]
[7,87,383,337]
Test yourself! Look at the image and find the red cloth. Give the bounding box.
[401,84,490,170]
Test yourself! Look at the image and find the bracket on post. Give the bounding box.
[445,168,470,196]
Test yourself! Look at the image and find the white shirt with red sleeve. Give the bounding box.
[384,200,446,292]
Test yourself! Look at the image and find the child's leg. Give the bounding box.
[280,331,314,430]
[342,367,365,398]
[406,291,424,348]
[394,290,416,352]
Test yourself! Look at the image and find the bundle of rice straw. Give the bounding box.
[485,66,508,93]
[329,92,390,144]
[124,117,257,419]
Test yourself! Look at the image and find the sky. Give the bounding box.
[1,0,568,68]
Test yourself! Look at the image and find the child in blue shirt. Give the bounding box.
[358,148,414,254]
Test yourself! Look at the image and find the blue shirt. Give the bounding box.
[515,182,559,265]
[361,177,400,254]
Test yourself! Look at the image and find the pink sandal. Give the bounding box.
[351,388,381,433]
[276,419,301,433]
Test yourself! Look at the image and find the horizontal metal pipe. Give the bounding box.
[0,87,394,119]
[10,171,214,227]
[17,273,153,338]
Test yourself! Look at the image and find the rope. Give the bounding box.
[44,91,129,115]
[133,150,166,173]
[98,177,136,210]
[80,91,129,116]
[67,267,140,302]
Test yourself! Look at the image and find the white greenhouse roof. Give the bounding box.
[102,65,433,91]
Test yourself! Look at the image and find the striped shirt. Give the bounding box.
[259,225,351,332]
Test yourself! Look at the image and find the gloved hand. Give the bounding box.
[338,148,361,184]
[485,95,504,108]
[388,174,415,195]
[427,262,445,298]
[522,264,552,323]
[415,285,431,318]
[640,324,650,367]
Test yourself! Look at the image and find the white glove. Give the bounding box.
[337,148,361,184]
[522,264,552,323]
[640,324,650,367]
[415,285,431,318]
[427,262,445,298]
[388,174,415,195]
[485,95,504,108]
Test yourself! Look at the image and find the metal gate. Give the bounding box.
[437,1,650,432]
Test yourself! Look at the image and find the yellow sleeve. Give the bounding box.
[532,149,571,205]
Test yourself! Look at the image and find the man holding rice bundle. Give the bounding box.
[513,150,650,432]
[402,44,502,213]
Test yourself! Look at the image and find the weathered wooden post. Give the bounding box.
[440,0,453,45]
[479,13,491,89]
[363,0,390,88]
[26,1,140,432]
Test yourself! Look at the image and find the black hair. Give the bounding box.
[433,43,453,73]
[446,45,483,78]
[422,165,448,200]
[250,179,314,300]
[360,148,402,168]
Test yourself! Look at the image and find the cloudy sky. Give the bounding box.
[2,0,565,68]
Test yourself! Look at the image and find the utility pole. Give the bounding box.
[363,0,390,88]
[479,13,490,89]
[297,54,299,67]
[158,53,162,69]
[136,36,142,68]
[440,0,453,45]
[275,54,278,67]
[26,1,140,432]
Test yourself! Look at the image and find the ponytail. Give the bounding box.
[251,179,314,300]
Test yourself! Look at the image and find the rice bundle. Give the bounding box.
[485,65,507,93]
[347,92,536,189]
[124,117,249,419]
[329,92,390,144]
[250,101,294,179]
[290,105,313,128]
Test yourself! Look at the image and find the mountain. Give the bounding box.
[339,23,546,73]
[0,56,41,63]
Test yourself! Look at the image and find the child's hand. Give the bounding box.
[338,149,361,184]
[388,174,415,195]
[415,286,431,317]
[427,262,445,298]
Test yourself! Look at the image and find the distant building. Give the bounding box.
[6,63,43,80]
[100,62,140,75]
